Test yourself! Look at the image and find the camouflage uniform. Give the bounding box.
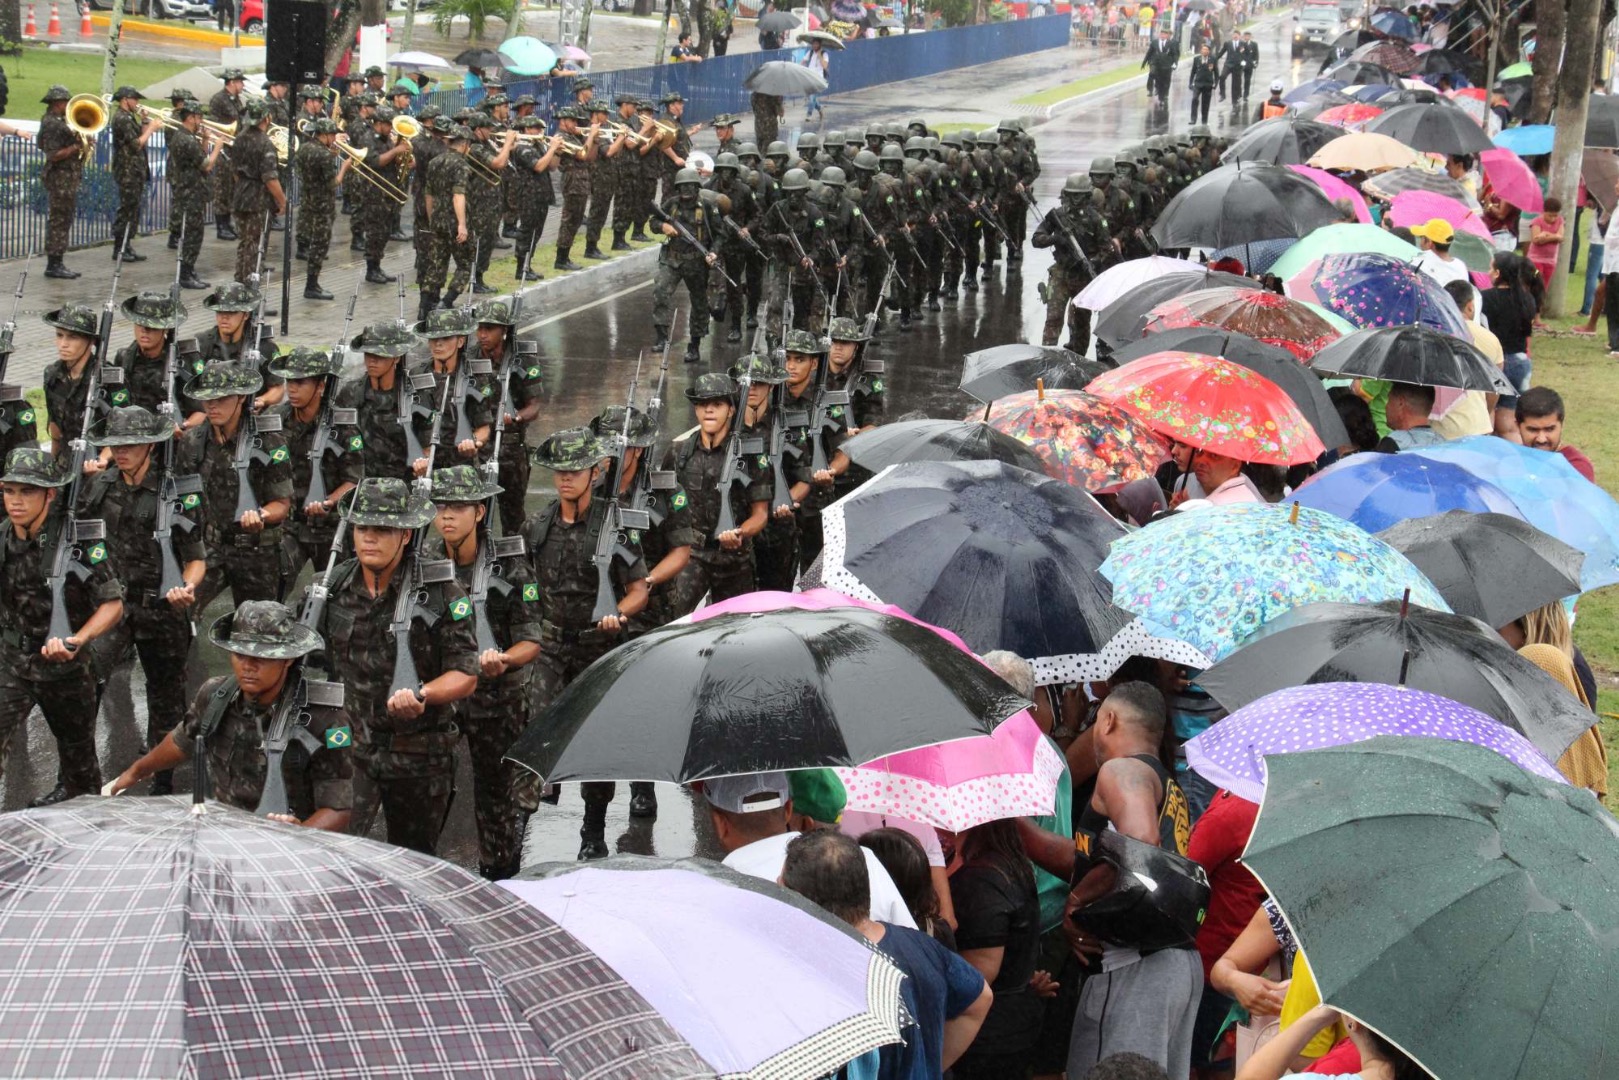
[423,137,476,309]
[231,111,282,286]
[552,111,593,269]
[0,343,38,468]
[40,305,102,446]
[0,449,122,801]
[608,99,645,248]
[751,92,782,149]
[509,120,555,278]
[465,122,504,283]
[1033,175,1114,354]
[657,95,693,205]
[295,124,341,297]
[410,114,447,282]
[652,171,718,362]
[824,318,886,506]
[177,363,294,611]
[110,90,151,258]
[312,478,479,854]
[412,308,496,473]
[428,466,542,880]
[581,106,619,259]
[334,356,423,484]
[197,282,280,391]
[208,77,244,238]
[706,156,758,342]
[166,111,211,285]
[105,292,197,419]
[523,429,648,858]
[37,87,83,276]
[746,349,815,591]
[472,300,544,535]
[267,348,364,578]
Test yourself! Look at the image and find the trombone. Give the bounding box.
[332,141,409,204]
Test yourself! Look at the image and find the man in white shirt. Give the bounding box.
[708,771,919,928]
[1410,218,1473,289]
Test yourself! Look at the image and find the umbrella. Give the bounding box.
[959,343,1110,401]
[1497,60,1534,79]
[797,28,846,48]
[1035,616,1216,687]
[1479,146,1545,211]
[1107,327,1351,449]
[1367,102,1494,154]
[453,47,504,68]
[1290,452,1526,532]
[1094,270,1258,349]
[559,43,591,61]
[1494,123,1555,155]
[1289,93,1361,121]
[757,9,801,31]
[979,389,1170,492]
[1587,94,1619,148]
[1386,189,1492,239]
[1222,117,1345,165]
[1327,60,1398,84]
[1206,237,1297,275]
[1182,0,1221,9]
[1445,228,1497,273]
[0,798,711,1078]
[1286,165,1372,221]
[387,49,456,70]
[1186,683,1567,803]
[1370,10,1418,37]
[835,710,1064,831]
[1268,222,1418,279]
[1243,737,1619,1080]
[1350,40,1419,73]
[1314,102,1384,129]
[1345,82,1400,103]
[1140,287,1343,360]
[1407,436,1619,590]
[1087,351,1327,466]
[1362,165,1472,200]
[1283,77,1347,104]
[1197,601,1594,760]
[817,460,1131,663]
[1284,252,1471,335]
[498,36,559,76]
[1305,131,1423,171]
[1417,47,1481,79]
[744,60,827,95]
[1075,255,1202,311]
[510,597,1030,784]
[1377,510,1585,626]
[503,859,905,1079]
[1309,324,1510,392]
[841,418,1046,473]
[1099,503,1448,662]
[1149,163,1340,250]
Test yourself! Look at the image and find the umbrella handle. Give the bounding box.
[1037,377,1045,402]
[1397,647,1412,687]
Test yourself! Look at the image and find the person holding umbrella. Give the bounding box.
[1235,1005,1423,1080]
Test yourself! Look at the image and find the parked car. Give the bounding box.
[239,0,264,33]
[87,0,211,16]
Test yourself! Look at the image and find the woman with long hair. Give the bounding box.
[859,827,954,947]
[1481,251,1537,405]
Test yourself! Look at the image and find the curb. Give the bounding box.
[90,14,258,46]
[1039,71,1148,121]
[503,245,660,333]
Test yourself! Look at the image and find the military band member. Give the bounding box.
[37,86,84,281]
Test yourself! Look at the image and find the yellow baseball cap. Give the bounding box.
[1409,218,1456,245]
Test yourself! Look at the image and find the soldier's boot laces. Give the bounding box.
[180,265,210,290]
[611,231,631,251]
[305,276,334,300]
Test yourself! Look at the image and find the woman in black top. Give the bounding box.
[1188,44,1217,124]
[1481,252,1536,398]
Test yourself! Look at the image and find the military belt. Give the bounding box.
[204,525,284,548]
[0,627,47,654]
[539,621,606,646]
[360,723,460,754]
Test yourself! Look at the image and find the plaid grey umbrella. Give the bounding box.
[1361,166,1470,201]
[0,798,712,1079]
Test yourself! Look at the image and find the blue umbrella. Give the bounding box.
[1284,78,1347,104]
[498,35,559,75]
[1495,124,1555,156]
[1407,436,1619,591]
[1288,252,1470,336]
[1210,237,1296,274]
[1372,10,1418,38]
[1349,82,1400,102]
[1291,453,1526,534]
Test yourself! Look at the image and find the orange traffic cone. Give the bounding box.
[24,3,35,35]
[45,1,61,36]
[79,3,91,34]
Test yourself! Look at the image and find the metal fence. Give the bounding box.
[0,14,1068,260]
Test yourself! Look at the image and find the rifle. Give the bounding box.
[954,188,1009,241]
[629,338,678,526]
[930,212,965,256]
[765,322,802,517]
[713,365,754,541]
[387,527,457,698]
[398,365,437,482]
[855,210,908,291]
[231,411,283,521]
[452,354,495,448]
[307,292,362,508]
[717,210,764,257]
[1023,188,1095,278]
[0,255,33,438]
[770,201,831,302]
[651,202,738,289]
[482,281,528,489]
[858,259,894,377]
[417,359,457,492]
[592,358,651,623]
[469,529,527,657]
[800,331,850,473]
[154,225,205,600]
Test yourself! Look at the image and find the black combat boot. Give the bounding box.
[653,324,670,351]
[611,230,631,251]
[305,275,333,300]
[554,247,582,272]
[517,263,544,281]
[167,233,179,250]
[899,308,913,332]
[727,313,742,343]
[684,337,702,364]
[418,291,438,322]
[295,244,308,261]
[44,258,79,280]
[629,226,649,242]
[180,264,210,290]
[582,243,607,260]
[218,222,238,241]
[629,782,658,818]
[364,262,395,285]
[471,275,497,294]
[350,233,365,252]
[927,291,941,313]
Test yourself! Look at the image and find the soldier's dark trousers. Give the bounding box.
[668,545,757,618]
[611,169,641,238]
[351,734,458,855]
[652,259,710,339]
[555,191,589,257]
[1006,203,1027,259]
[0,645,101,796]
[214,153,236,230]
[362,197,393,266]
[515,206,550,272]
[197,542,286,613]
[496,438,531,536]
[472,197,501,275]
[45,187,75,259]
[299,204,333,279]
[753,516,799,593]
[113,178,144,250]
[178,199,207,268]
[234,210,269,287]
[584,170,618,249]
[126,603,194,754]
[1043,266,1093,353]
[461,687,535,878]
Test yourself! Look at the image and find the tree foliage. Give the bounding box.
[432,0,520,41]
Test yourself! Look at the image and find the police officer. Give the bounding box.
[81,406,206,798]
[336,322,424,484]
[37,86,84,280]
[652,168,721,364]
[178,362,293,611]
[523,428,650,859]
[310,476,479,854]
[471,300,544,536]
[167,100,221,291]
[1033,173,1113,355]
[295,118,348,300]
[0,447,124,805]
[109,86,161,263]
[411,308,494,479]
[196,282,281,408]
[107,600,354,830]
[267,347,361,579]
[42,304,102,454]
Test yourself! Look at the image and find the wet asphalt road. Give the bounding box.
[1,19,1307,868]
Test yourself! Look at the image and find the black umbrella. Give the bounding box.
[1327,60,1397,84]
[744,60,827,95]
[1586,94,1619,149]
[841,418,1047,473]
[757,9,801,32]
[1376,511,1584,627]
[1149,163,1340,251]
[0,798,712,1077]
[1417,48,1481,80]
[1095,269,1258,348]
[1309,325,1513,393]
[1109,327,1351,449]
[507,602,1030,784]
[1366,102,1495,155]
[1323,29,1380,63]
[820,459,1131,662]
[453,47,504,69]
[959,343,1111,401]
[1224,117,1345,166]
[1383,87,1456,107]
[1290,91,1361,121]
[1197,599,1594,763]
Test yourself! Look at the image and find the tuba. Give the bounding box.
[66,94,108,162]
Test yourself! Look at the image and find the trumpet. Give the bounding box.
[333,141,409,204]
[66,93,107,161]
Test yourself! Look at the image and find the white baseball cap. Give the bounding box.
[1271,79,1285,92]
[702,772,791,814]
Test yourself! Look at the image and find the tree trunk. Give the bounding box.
[327,0,363,74]
[1530,0,1564,124]
[101,0,126,96]
[695,0,712,54]
[1548,0,1602,315]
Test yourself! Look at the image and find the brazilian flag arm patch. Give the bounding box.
[671,489,688,510]
[450,597,472,621]
[348,435,363,452]
[87,543,107,565]
[269,446,289,464]
[521,582,539,602]
[182,493,201,509]
[325,726,352,749]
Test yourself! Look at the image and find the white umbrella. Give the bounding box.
[1073,255,1202,310]
[388,50,456,70]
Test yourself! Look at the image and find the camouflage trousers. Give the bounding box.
[583,168,619,249]
[115,601,194,751]
[712,243,751,325]
[753,515,799,593]
[44,172,78,258]
[113,173,145,250]
[361,194,395,264]
[175,189,208,267]
[350,726,459,855]
[471,191,502,275]
[0,644,102,797]
[495,436,531,537]
[1043,266,1093,353]
[529,633,625,839]
[610,167,642,235]
[459,681,537,879]
[196,539,287,614]
[652,258,710,341]
[214,153,235,228]
[422,224,475,296]
[555,190,589,256]
[1007,199,1029,256]
[753,105,779,149]
[298,202,335,276]
[513,202,550,274]
[233,209,270,286]
[667,544,756,619]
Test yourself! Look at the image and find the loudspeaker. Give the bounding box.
[266,0,329,86]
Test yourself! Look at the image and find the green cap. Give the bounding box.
[266,346,338,381]
[41,304,100,339]
[416,307,475,338]
[827,316,867,343]
[208,600,323,659]
[783,328,828,356]
[728,352,787,385]
[472,299,516,327]
[184,361,264,401]
[121,290,188,329]
[591,405,655,448]
[203,281,261,313]
[87,405,172,447]
[220,67,246,81]
[352,321,420,356]
[309,118,340,136]
[788,769,846,824]
[113,86,144,101]
[342,476,435,528]
[0,447,70,488]
[531,427,610,472]
[41,85,72,104]
[685,371,738,402]
[429,464,502,503]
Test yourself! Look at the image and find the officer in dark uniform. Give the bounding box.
[37,86,85,281]
[0,447,124,805]
[336,322,424,484]
[41,304,102,456]
[1033,172,1114,355]
[427,465,542,880]
[178,362,293,611]
[82,406,205,797]
[268,347,362,579]
[107,599,354,827]
[411,308,494,479]
[523,428,649,859]
[310,477,479,854]
[471,300,544,535]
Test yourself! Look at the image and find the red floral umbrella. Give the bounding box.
[1316,103,1384,130]
[1087,351,1327,466]
[978,388,1170,493]
[1142,287,1342,361]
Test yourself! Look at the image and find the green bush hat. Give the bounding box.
[120,290,188,329]
[685,371,738,402]
[203,281,261,313]
[415,307,476,339]
[88,405,172,447]
[729,352,788,385]
[184,361,264,401]
[266,346,339,381]
[41,304,100,339]
[428,464,502,504]
[208,599,323,659]
[531,427,610,472]
[0,447,70,488]
[590,405,655,448]
[341,476,436,529]
[351,321,420,357]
